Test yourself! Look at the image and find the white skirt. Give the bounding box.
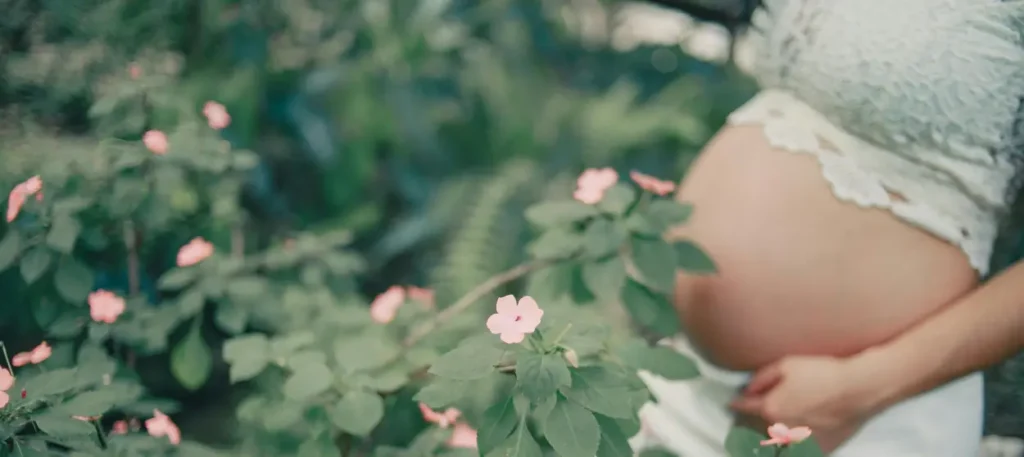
[629,334,984,457]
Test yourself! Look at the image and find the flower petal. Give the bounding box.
[766,423,789,439]
[495,295,517,315]
[499,331,526,344]
[788,426,812,443]
[486,313,515,335]
[0,368,13,391]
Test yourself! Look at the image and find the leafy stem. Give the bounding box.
[402,256,567,348]
[549,323,573,349]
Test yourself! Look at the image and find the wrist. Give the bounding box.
[845,345,917,415]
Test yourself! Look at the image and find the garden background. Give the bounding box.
[1,0,1023,455]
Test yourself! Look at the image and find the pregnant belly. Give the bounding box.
[671,125,979,371]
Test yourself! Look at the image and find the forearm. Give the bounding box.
[856,261,1024,411]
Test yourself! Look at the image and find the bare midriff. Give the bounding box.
[671,125,979,372]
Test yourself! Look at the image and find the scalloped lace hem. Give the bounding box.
[727,90,1003,276]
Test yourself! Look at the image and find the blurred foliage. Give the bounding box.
[0,0,757,448]
[3,0,1018,449]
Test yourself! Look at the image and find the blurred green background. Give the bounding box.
[3,0,1021,447]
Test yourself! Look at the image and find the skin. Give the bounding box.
[669,125,989,451]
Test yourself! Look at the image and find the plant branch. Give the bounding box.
[123,221,140,296]
[231,221,245,259]
[402,257,564,347]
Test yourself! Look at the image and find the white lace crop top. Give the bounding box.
[725,0,1024,275]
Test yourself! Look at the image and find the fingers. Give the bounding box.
[744,363,784,395]
[729,395,764,415]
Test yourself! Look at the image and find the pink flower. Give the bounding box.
[446,422,478,449]
[88,290,126,324]
[129,64,142,79]
[12,342,51,367]
[6,176,43,222]
[485,295,544,344]
[0,368,13,392]
[760,423,812,446]
[176,237,214,267]
[419,403,461,428]
[146,409,181,445]
[629,170,676,196]
[370,286,406,324]
[407,286,435,309]
[0,367,14,409]
[573,168,618,204]
[111,420,129,435]
[143,130,168,155]
[202,101,231,130]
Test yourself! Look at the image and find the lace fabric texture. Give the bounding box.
[730,0,1024,275]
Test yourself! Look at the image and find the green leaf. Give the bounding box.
[516,352,571,402]
[543,396,600,457]
[561,367,635,418]
[214,301,248,334]
[429,343,504,380]
[47,313,87,337]
[674,240,717,274]
[582,218,627,259]
[0,229,22,271]
[223,334,270,383]
[595,415,633,457]
[476,396,519,455]
[46,215,81,254]
[629,237,675,293]
[157,267,198,291]
[226,276,269,304]
[524,262,574,303]
[335,333,401,373]
[597,184,636,216]
[24,368,78,398]
[620,280,679,337]
[528,229,583,260]
[646,200,692,230]
[616,340,699,380]
[525,201,600,227]
[32,414,95,437]
[53,258,94,305]
[170,320,213,391]
[787,440,827,457]
[270,331,317,358]
[414,379,471,409]
[283,359,333,400]
[486,423,543,457]
[638,449,676,457]
[75,344,117,386]
[328,391,385,436]
[20,246,52,284]
[177,289,206,316]
[52,390,119,416]
[581,256,626,302]
[724,426,775,457]
[32,297,59,328]
[288,350,328,369]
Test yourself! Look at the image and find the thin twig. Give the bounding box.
[402,258,563,347]
[231,221,245,259]
[123,221,140,296]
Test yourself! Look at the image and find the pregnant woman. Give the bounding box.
[630,0,1024,455]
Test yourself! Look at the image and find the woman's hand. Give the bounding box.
[728,354,889,451]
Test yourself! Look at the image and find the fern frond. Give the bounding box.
[429,159,539,311]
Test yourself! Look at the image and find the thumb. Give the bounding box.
[729,395,764,415]
[744,363,784,396]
